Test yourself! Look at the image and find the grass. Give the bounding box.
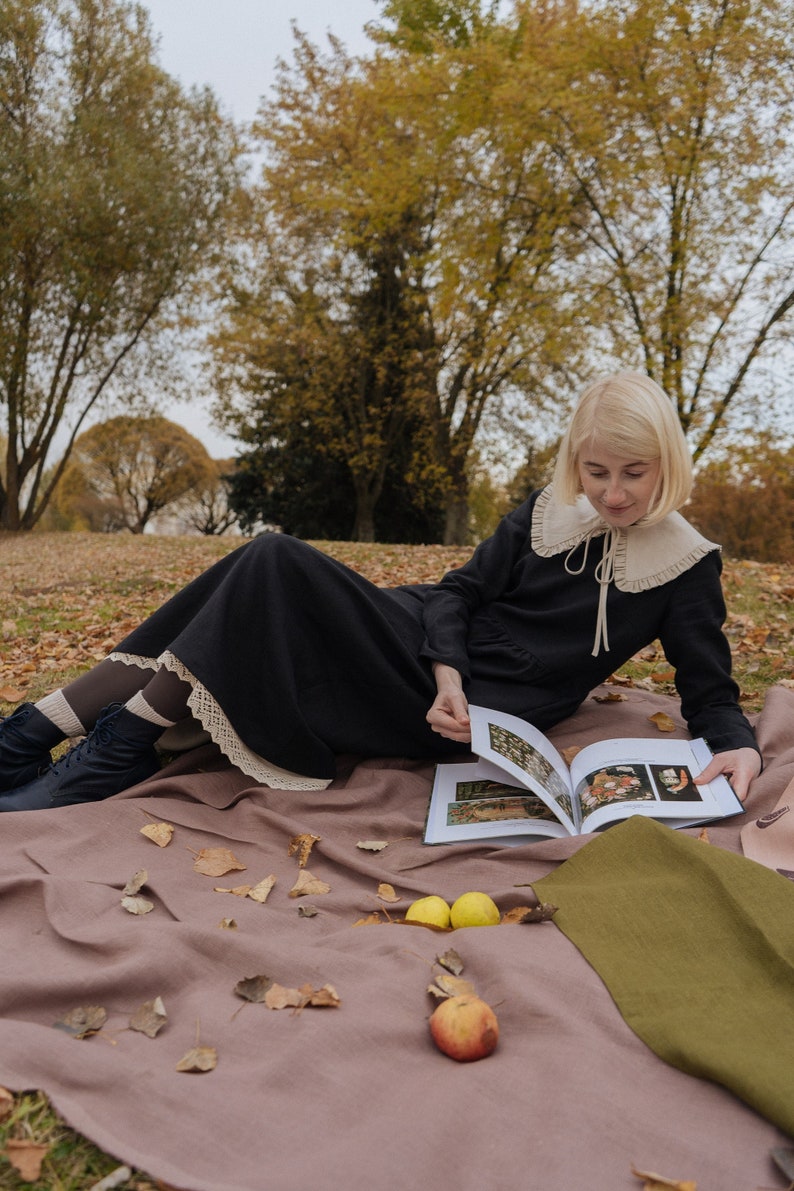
[0,531,793,1188]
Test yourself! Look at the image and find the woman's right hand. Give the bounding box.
[426,663,472,743]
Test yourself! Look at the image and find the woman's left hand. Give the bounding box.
[693,747,762,802]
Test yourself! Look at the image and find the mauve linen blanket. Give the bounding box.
[1,683,793,1191]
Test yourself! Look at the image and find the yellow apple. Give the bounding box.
[405,894,451,929]
[450,891,500,928]
[429,994,499,1061]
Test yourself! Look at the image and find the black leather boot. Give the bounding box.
[0,703,162,812]
[0,703,65,793]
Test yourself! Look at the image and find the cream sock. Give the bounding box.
[35,690,85,738]
[125,690,176,729]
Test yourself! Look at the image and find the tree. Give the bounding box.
[0,0,240,530]
[56,415,214,533]
[176,458,239,536]
[542,0,794,455]
[215,13,584,543]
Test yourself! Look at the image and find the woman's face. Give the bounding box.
[578,440,661,526]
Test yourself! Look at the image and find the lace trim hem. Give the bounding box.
[108,651,330,791]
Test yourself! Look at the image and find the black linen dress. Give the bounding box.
[111,491,757,785]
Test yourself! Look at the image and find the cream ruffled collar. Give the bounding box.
[531,486,720,656]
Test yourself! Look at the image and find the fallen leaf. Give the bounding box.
[248,874,277,903]
[54,1005,108,1038]
[213,884,252,897]
[288,833,321,868]
[428,972,476,999]
[234,974,274,1003]
[307,983,340,1007]
[631,1165,697,1190]
[192,847,246,877]
[218,918,238,930]
[122,869,148,896]
[436,948,465,976]
[121,895,154,915]
[298,904,319,917]
[288,869,331,898]
[0,685,24,703]
[264,982,306,1010]
[175,1045,217,1073]
[592,691,627,703]
[140,822,174,848]
[560,745,583,766]
[0,1086,14,1120]
[129,997,167,1038]
[697,827,711,843]
[771,1148,794,1181]
[648,712,677,733]
[377,882,400,902]
[501,902,558,924]
[356,840,389,852]
[353,912,383,926]
[5,1139,50,1181]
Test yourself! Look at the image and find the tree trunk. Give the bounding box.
[443,489,470,546]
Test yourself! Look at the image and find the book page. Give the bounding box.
[569,737,743,832]
[468,705,579,834]
[423,759,571,845]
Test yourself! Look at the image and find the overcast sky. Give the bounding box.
[136,1,380,456]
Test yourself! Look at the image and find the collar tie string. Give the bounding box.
[564,527,619,657]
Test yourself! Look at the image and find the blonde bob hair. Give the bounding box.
[552,372,693,524]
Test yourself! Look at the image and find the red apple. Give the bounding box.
[429,994,499,1061]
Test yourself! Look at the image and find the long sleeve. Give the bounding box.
[419,496,538,677]
[658,553,759,755]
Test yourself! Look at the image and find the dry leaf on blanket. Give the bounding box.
[53,1005,108,1039]
[298,904,319,917]
[288,869,331,898]
[697,827,711,843]
[560,745,583,766]
[356,839,389,851]
[248,875,277,903]
[648,711,677,733]
[265,982,341,1010]
[175,1045,217,1073]
[501,902,558,924]
[377,882,400,902]
[353,911,384,926]
[192,847,246,877]
[218,918,238,929]
[592,691,627,703]
[771,1148,794,1181]
[140,821,174,848]
[121,894,155,915]
[234,975,274,1003]
[631,1165,697,1190]
[213,884,252,897]
[288,833,321,867]
[5,1139,50,1181]
[122,869,148,895]
[428,973,476,1000]
[436,949,464,976]
[129,996,167,1038]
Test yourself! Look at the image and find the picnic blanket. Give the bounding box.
[1,682,794,1191]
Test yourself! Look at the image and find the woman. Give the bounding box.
[0,372,761,811]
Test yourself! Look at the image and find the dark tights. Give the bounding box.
[63,660,192,730]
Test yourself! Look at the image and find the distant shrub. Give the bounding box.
[686,441,794,563]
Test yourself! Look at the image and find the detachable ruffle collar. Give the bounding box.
[531,486,720,655]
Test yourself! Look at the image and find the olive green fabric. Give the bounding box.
[533,816,794,1136]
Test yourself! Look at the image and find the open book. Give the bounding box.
[423,704,744,845]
